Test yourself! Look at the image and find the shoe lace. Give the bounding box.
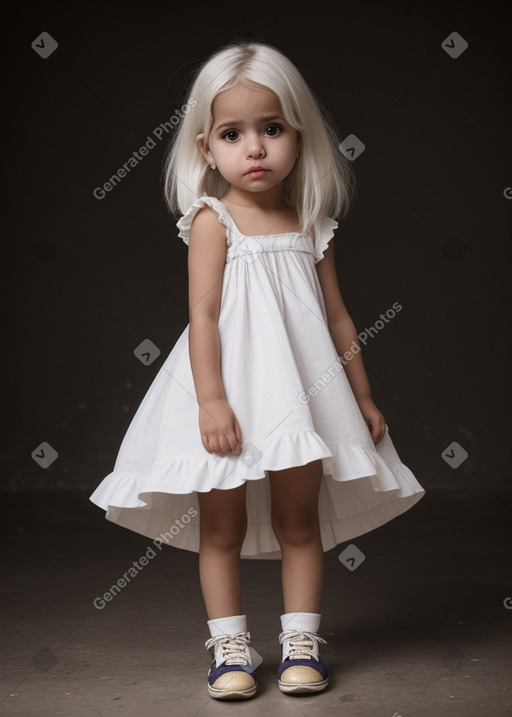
[279,629,327,659]
[204,631,251,665]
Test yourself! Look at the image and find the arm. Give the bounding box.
[188,207,243,456]
[187,206,227,405]
[315,241,386,444]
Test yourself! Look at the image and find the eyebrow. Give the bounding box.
[214,115,285,132]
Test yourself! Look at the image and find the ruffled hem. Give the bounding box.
[90,429,334,505]
[89,426,425,559]
[321,438,422,500]
[90,427,421,509]
[176,195,231,247]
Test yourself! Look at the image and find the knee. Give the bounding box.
[200,516,247,551]
[271,511,319,547]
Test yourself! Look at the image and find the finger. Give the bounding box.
[201,435,212,454]
[227,432,241,455]
[210,436,222,455]
[234,417,243,445]
[217,436,231,455]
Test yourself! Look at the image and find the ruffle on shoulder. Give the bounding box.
[176,195,232,246]
[313,215,339,264]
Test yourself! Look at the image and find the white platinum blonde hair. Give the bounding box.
[163,41,356,234]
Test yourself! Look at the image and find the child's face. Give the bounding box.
[198,82,300,197]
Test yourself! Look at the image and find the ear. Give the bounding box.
[196,133,214,165]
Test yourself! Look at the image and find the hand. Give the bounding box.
[357,396,386,445]
[198,399,243,457]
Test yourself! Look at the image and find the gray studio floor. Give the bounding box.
[1,488,510,717]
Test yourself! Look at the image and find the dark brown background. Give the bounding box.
[2,1,510,497]
[1,2,511,714]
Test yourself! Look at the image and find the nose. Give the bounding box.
[245,132,266,158]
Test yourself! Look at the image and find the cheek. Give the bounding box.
[283,141,298,164]
[213,143,233,160]
[283,137,298,156]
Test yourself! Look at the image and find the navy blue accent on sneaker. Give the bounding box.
[277,656,328,681]
[208,660,258,686]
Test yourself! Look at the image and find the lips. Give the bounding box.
[246,166,268,174]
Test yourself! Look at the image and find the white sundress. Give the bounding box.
[89,195,426,559]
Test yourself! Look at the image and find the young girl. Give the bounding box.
[90,40,425,701]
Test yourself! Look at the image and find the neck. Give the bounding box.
[221,185,289,211]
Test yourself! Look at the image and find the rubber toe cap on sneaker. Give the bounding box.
[280,665,324,684]
[212,671,255,691]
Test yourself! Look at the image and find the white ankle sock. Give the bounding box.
[207,613,264,670]
[207,614,247,638]
[280,611,321,633]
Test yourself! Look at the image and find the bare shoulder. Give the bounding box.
[189,205,227,247]
[187,206,228,321]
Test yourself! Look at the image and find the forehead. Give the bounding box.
[212,83,282,118]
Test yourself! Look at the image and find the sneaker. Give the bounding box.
[205,630,258,700]
[278,629,329,694]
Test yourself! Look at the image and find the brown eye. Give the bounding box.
[222,130,239,142]
[265,124,282,136]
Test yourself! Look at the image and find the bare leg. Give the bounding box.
[269,460,324,614]
[197,482,248,620]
